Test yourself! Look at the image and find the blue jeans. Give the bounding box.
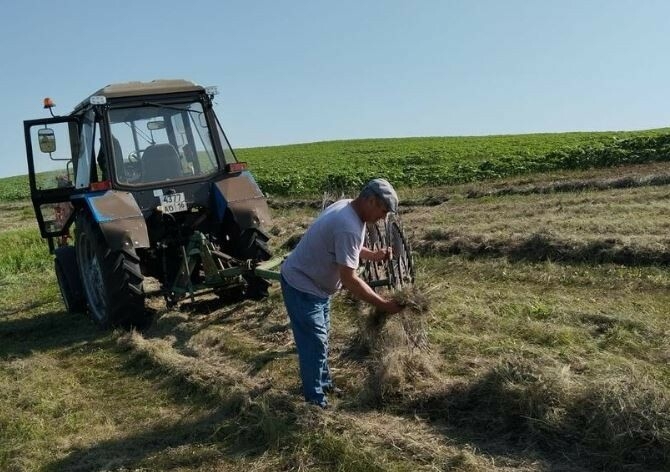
[280,275,332,407]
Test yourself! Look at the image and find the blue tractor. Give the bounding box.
[24,80,276,328]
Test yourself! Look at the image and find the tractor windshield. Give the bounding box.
[107,101,225,185]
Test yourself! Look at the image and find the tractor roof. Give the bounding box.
[73,79,205,112]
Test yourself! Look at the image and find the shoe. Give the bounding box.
[307,400,329,409]
[323,385,344,398]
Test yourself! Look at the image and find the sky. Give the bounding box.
[1,0,669,178]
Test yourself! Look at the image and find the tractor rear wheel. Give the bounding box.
[75,212,149,329]
[236,228,272,300]
[54,246,86,313]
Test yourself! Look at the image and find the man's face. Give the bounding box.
[367,196,390,223]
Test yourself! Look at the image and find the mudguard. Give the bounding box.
[212,171,272,230]
[73,191,150,251]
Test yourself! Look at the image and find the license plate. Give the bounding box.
[160,192,187,213]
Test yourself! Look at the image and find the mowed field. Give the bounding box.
[0,133,669,471]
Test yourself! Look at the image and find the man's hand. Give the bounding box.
[372,247,393,262]
[360,246,393,262]
[339,265,403,314]
[380,299,403,314]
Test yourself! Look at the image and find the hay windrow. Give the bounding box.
[411,358,670,469]
[416,230,670,266]
[115,330,261,402]
[464,172,670,199]
[267,170,670,210]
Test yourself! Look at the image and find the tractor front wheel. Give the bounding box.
[75,212,149,329]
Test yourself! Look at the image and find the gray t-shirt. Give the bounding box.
[281,199,365,298]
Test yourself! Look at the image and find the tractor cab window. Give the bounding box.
[26,120,78,235]
[107,101,220,186]
[28,123,76,190]
[214,116,238,166]
[75,110,96,189]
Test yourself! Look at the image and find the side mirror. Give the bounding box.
[38,128,56,153]
[147,120,165,131]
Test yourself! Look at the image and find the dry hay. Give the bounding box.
[115,330,265,405]
[361,287,431,353]
[409,356,670,469]
[355,287,439,406]
[464,172,670,199]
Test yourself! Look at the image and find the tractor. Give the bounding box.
[24,79,415,329]
[24,80,276,328]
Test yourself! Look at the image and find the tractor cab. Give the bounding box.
[24,80,251,249]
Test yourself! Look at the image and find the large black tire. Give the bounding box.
[54,246,86,313]
[75,212,149,329]
[236,228,272,300]
[236,228,272,260]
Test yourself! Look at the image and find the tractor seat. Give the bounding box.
[111,136,126,182]
[141,144,182,181]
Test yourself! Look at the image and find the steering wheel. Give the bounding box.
[123,151,142,181]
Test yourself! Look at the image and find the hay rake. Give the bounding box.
[362,214,415,291]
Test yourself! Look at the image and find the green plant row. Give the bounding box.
[240,131,670,196]
[3,129,669,201]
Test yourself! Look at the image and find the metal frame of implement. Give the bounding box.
[169,214,415,304]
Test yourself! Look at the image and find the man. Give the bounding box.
[280,178,404,408]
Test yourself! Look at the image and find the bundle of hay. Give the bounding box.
[356,287,438,406]
[359,287,431,353]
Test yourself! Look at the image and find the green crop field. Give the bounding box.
[236,128,670,195]
[4,128,670,201]
[0,175,30,202]
[1,130,669,471]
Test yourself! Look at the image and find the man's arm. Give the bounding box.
[338,265,402,314]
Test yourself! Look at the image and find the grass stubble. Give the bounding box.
[1,163,669,471]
